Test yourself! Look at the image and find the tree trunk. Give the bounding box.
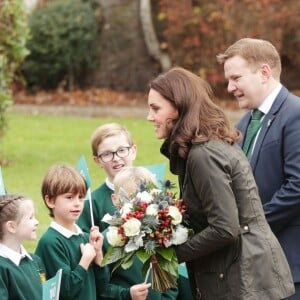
[139,0,171,72]
[86,0,160,92]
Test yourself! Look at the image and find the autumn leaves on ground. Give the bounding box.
[13,88,148,107]
[12,87,240,111]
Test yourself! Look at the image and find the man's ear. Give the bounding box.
[260,63,272,83]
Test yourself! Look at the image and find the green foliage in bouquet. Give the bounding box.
[21,0,100,91]
[101,180,190,292]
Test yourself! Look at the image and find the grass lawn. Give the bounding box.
[0,112,177,252]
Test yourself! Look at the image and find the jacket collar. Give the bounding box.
[160,140,186,178]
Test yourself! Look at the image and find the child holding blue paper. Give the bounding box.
[35,164,108,300]
[0,194,45,299]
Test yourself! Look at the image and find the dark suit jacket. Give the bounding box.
[236,86,300,283]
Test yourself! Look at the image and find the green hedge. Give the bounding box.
[0,0,29,139]
[22,0,100,91]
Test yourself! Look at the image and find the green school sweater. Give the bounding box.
[0,254,44,300]
[35,227,108,300]
[78,183,115,232]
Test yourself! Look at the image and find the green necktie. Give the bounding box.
[242,109,264,158]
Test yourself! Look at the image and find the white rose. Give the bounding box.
[136,191,152,203]
[106,226,125,247]
[146,204,159,216]
[123,218,141,237]
[168,206,182,225]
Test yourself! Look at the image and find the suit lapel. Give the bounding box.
[250,86,288,169]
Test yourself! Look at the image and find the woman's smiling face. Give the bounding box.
[147,89,178,139]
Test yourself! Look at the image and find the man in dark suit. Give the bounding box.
[217,37,300,299]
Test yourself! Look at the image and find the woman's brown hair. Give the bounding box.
[149,67,241,158]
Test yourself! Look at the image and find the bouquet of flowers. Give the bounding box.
[101,180,189,292]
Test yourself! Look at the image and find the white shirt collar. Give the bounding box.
[258,83,282,115]
[0,243,32,266]
[50,221,83,238]
[105,177,114,191]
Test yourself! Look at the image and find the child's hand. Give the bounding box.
[89,226,102,245]
[130,283,151,300]
[79,243,96,270]
[90,226,103,266]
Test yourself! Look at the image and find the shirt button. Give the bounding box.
[243,225,249,231]
[219,273,224,279]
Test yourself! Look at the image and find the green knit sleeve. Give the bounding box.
[35,229,91,298]
[97,282,131,300]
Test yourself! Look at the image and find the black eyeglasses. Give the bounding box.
[97,146,132,163]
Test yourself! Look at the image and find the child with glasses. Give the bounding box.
[0,194,45,300]
[77,123,194,299]
[78,123,137,232]
[35,164,108,300]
